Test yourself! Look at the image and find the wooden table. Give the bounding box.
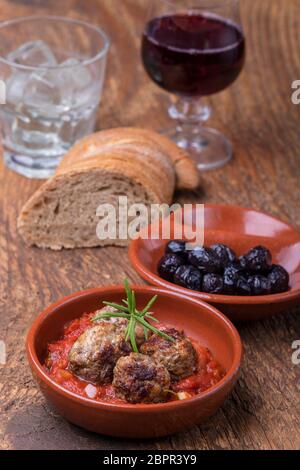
[0,0,299,451]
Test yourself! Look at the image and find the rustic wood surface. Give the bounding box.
[0,0,299,451]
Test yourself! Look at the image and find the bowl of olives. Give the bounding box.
[129,204,300,322]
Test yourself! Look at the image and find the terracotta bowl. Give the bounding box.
[129,204,300,322]
[26,286,242,438]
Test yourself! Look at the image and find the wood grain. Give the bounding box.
[0,0,300,450]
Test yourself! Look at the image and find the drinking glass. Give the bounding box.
[0,16,110,179]
[142,0,245,170]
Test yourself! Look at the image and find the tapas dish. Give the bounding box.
[129,204,300,321]
[27,284,242,438]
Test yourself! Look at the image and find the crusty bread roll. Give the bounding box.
[18,128,199,250]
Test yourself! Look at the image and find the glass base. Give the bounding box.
[4,150,63,179]
[163,126,232,171]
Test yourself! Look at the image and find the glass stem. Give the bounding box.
[168,96,211,135]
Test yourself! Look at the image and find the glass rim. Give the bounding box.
[0,15,110,71]
[160,0,238,9]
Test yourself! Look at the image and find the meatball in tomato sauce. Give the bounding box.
[68,322,131,384]
[113,353,170,404]
[140,327,198,381]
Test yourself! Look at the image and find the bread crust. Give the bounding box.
[58,127,200,191]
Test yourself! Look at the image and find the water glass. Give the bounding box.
[0,16,110,178]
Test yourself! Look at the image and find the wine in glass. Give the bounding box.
[142,0,245,170]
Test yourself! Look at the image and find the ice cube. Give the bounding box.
[55,58,94,107]
[6,72,28,105]
[7,40,57,67]
[17,54,95,117]
[34,58,95,109]
[60,58,92,89]
[23,73,62,112]
[49,60,77,102]
[75,59,106,108]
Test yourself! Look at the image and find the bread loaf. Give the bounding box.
[18,128,199,250]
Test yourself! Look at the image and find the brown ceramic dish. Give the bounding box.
[26,285,242,438]
[129,204,300,322]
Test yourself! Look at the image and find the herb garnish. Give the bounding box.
[92,280,175,353]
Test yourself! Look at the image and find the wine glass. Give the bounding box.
[141,0,245,170]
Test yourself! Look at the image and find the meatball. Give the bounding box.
[140,328,198,381]
[94,306,145,346]
[113,353,170,404]
[68,323,131,384]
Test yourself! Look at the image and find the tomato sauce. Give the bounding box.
[173,341,225,396]
[44,313,225,403]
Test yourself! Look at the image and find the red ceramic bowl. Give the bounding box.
[129,204,300,322]
[27,286,242,438]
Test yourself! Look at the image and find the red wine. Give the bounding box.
[142,13,245,97]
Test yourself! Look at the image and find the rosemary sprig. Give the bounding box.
[92,279,175,353]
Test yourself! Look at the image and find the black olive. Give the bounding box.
[236,278,252,296]
[248,275,272,296]
[174,265,202,291]
[166,240,186,257]
[188,247,222,274]
[223,265,241,294]
[268,265,290,294]
[157,254,184,282]
[158,241,288,298]
[240,246,272,272]
[202,273,224,294]
[211,244,237,268]
[239,255,248,271]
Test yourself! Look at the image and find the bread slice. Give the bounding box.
[18,166,164,250]
[18,128,199,250]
